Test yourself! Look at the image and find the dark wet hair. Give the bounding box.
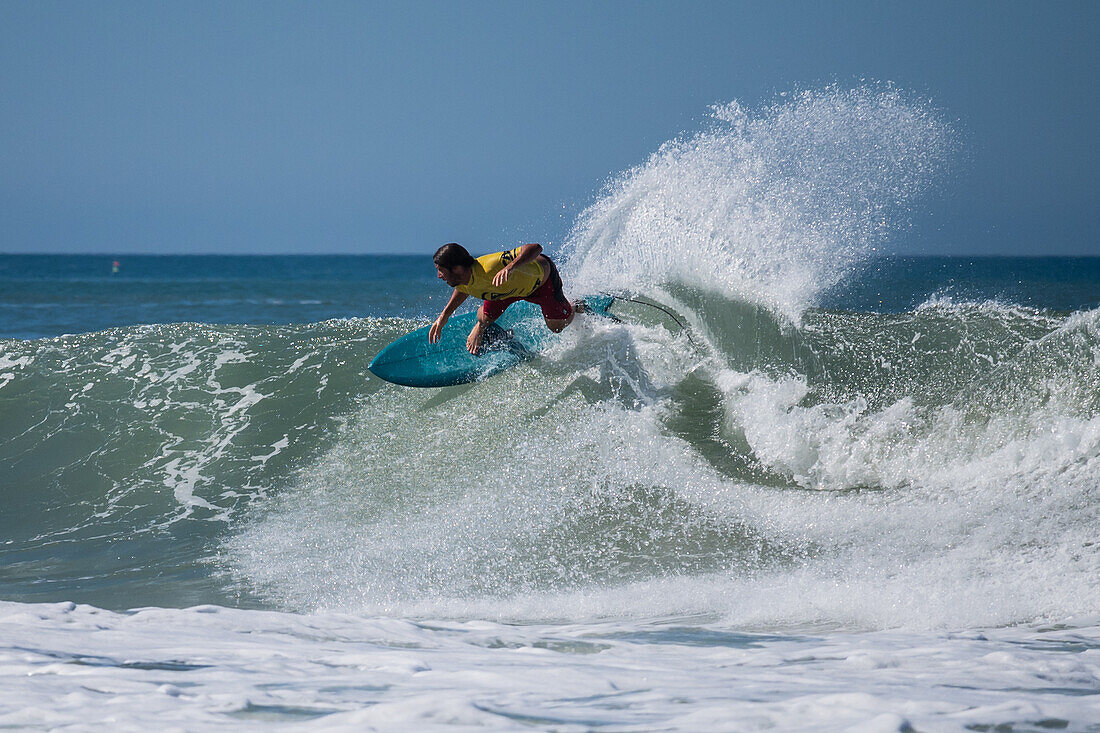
[433,242,475,270]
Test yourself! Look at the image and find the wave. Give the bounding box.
[2,294,1097,627]
[4,87,1097,631]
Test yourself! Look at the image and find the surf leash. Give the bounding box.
[599,293,698,347]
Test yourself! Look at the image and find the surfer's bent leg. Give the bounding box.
[529,256,574,333]
[478,297,518,323]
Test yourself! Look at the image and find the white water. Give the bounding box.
[3,602,1098,731]
[564,86,954,322]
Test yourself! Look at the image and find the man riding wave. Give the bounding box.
[429,242,580,354]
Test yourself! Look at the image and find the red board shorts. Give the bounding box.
[479,258,573,322]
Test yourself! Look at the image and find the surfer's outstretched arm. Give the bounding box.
[429,290,469,343]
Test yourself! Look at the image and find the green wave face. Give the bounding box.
[3,290,1098,627]
[0,319,402,608]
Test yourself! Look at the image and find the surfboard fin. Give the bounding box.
[580,294,615,315]
[577,294,621,323]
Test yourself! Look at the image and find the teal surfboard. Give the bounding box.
[368,296,615,388]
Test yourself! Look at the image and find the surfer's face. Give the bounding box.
[436,265,467,288]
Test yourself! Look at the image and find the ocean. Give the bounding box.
[2,88,1099,730]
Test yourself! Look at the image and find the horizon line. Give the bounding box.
[2,251,1098,260]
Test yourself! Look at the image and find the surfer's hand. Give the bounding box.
[467,322,485,354]
[492,266,512,288]
[429,317,446,343]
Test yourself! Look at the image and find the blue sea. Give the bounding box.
[2,89,1099,730]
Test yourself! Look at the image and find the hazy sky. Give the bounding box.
[2,1,1097,256]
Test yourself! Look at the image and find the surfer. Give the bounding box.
[429,242,579,354]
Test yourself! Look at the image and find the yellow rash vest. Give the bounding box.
[457,248,546,301]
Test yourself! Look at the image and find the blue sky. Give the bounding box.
[1,1,1097,256]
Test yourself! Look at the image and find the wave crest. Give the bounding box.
[563,85,954,321]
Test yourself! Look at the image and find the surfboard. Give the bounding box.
[368,296,615,388]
